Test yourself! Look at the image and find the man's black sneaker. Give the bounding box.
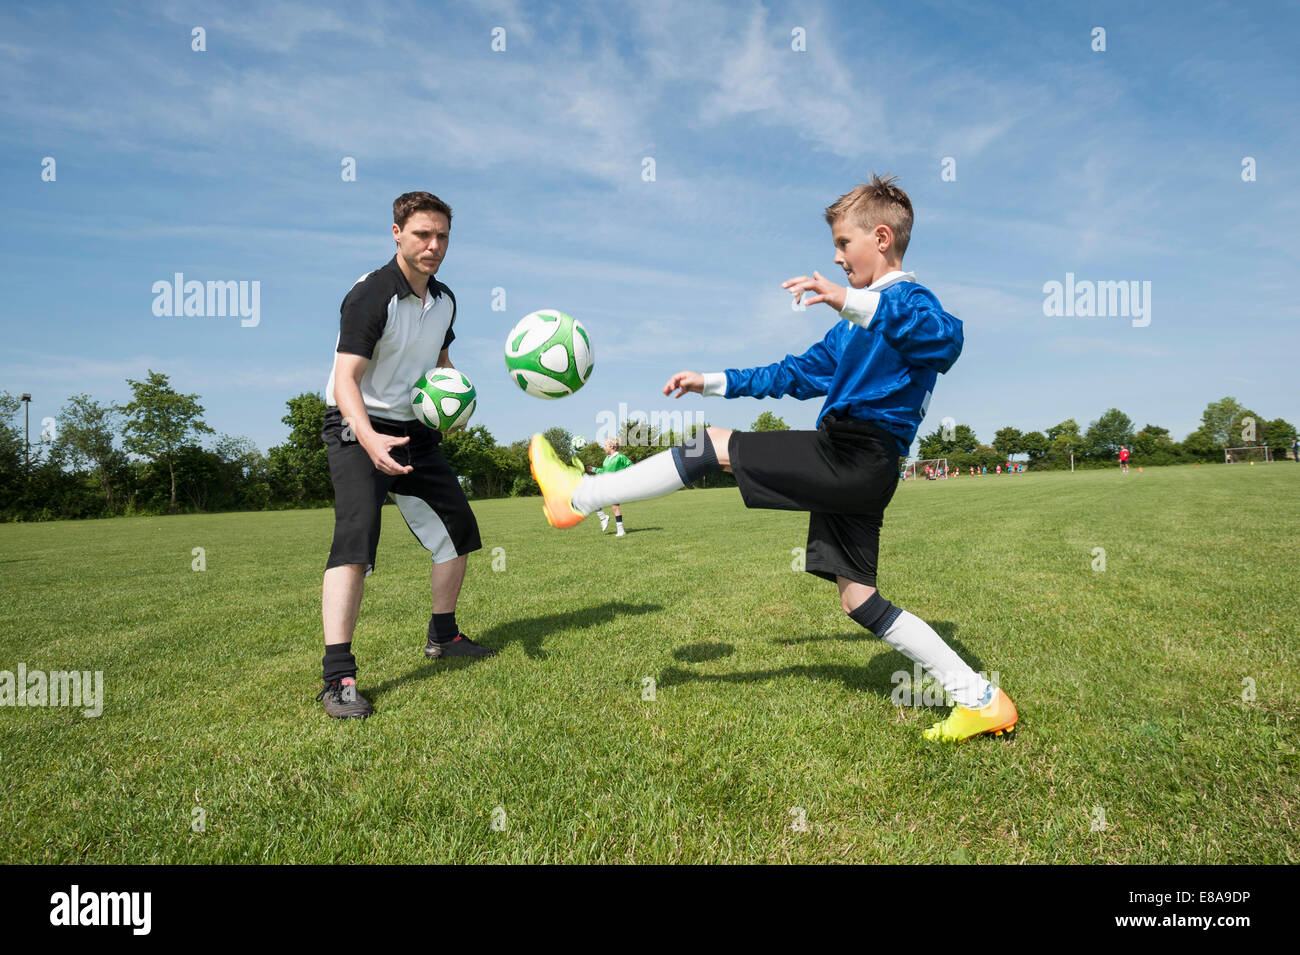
[425,634,497,659]
[317,677,373,719]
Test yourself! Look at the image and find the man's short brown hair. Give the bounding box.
[393,191,453,229]
[824,173,913,258]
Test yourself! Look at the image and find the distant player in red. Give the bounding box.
[1119,446,1130,475]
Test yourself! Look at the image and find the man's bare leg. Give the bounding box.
[319,563,372,716]
[426,553,494,656]
[323,563,366,646]
[431,554,467,613]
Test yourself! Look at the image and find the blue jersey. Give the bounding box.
[721,277,962,455]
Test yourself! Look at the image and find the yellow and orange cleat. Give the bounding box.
[923,687,1019,743]
[528,433,587,528]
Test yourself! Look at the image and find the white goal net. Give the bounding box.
[1224,446,1272,464]
[907,458,949,480]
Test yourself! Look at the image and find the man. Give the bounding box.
[317,192,493,720]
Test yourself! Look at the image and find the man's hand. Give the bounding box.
[361,431,413,475]
[782,271,846,311]
[663,371,704,398]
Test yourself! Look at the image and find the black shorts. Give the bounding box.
[322,408,481,574]
[727,415,900,587]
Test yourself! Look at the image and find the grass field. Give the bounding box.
[1,463,1297,864]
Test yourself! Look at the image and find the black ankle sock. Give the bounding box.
[847,591,903,638]
[670,429,720,485]
[429,612,459,643]
[615,515,623,524]
[323,642,357,683]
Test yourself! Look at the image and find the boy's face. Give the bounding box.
[831,218,892,288]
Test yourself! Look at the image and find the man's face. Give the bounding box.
[831,219,887,288]
[393,210,450,277]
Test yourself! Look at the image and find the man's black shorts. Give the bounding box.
[727,415,900,587]
[322,408,481,574]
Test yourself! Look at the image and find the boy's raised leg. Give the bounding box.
[530,428,727,528]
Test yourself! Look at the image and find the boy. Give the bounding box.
[529,174,1017,743]
[587,437,632,536]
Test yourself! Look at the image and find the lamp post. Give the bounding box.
[20,393,31,472]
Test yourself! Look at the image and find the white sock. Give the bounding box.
[880,611,992,709]
[572,451,684,514]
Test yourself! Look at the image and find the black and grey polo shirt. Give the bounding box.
[324,256,457,420]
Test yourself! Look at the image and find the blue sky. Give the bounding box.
[2,0,1297,458]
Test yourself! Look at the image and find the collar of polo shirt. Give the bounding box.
[385,255,422,301]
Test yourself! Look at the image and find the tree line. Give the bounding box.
[0,370,737,522]
[0,375,1292,522]
[916,398,1296,472]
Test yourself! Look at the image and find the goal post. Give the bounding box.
[908,458,949,480]
[1225,446,1272,464]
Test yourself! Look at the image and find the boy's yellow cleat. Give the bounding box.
[528,433,586,528]
[923,687,1019,743]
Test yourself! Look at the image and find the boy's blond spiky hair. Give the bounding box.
[824,173,914,258]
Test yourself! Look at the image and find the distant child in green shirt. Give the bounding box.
[587,438,632,536]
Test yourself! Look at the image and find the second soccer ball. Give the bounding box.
[504,309,593,399]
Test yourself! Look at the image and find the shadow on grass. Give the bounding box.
[365,600,663,703]
[772,620,962,646]
[673,642,735,662]
[662,623,986,702]
[608,526,662,535]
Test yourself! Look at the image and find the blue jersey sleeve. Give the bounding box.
[725,325,841,400]
[869,284,963,372]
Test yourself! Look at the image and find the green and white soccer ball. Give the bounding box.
[504,309,593,399]
[569,434,587,455]
[410,368,476,432]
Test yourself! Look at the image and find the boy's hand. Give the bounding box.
[663,371,704,398]
[782,271,846,311]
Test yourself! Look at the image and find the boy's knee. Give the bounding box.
[837,580,877,614]
[705,427,731,468]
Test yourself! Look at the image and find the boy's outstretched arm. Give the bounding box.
[663,371,707,397]
[663,330,838,402]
